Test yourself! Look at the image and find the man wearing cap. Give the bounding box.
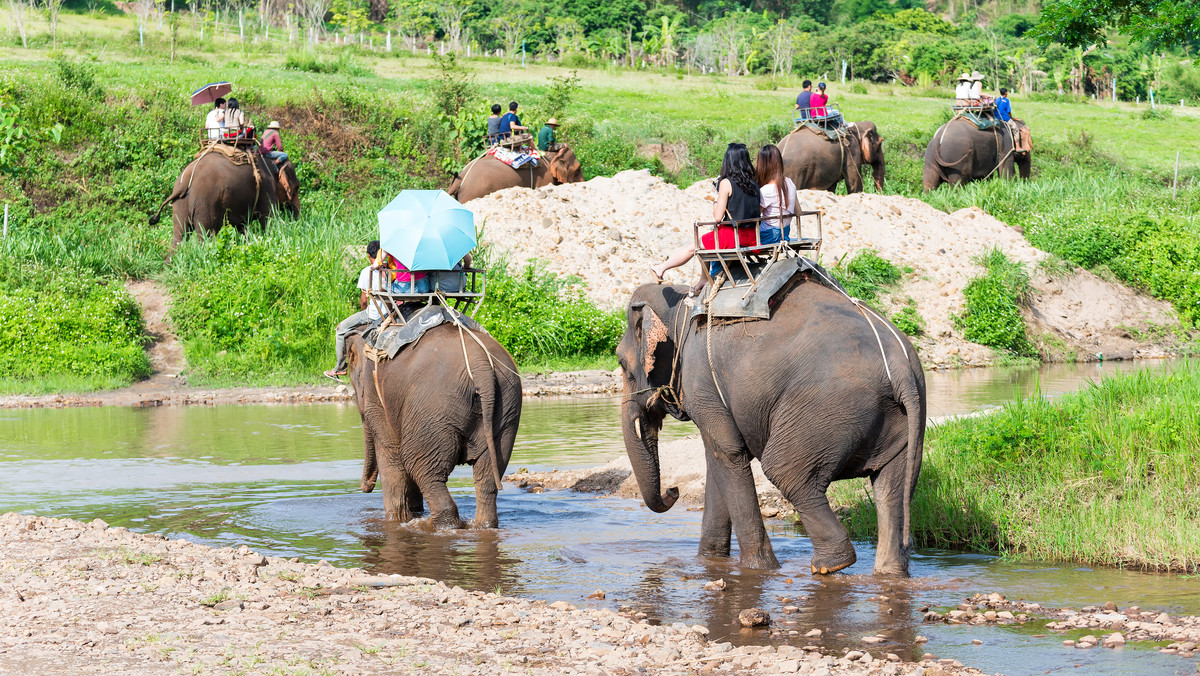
[954,73,972,105]
[537,118,559,151]
[259,120,288,166]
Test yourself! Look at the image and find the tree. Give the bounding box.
[489,4,531,61]
[296,0,333,36]
[429,0,470,51]
[8,0,31,48]
[1032,0,1200,50]
[765,18,797,78]
[46,0,66,49]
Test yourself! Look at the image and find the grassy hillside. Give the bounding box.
[1,29,1198,391]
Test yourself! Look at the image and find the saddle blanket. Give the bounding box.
[363,305,486,360]
[487,146,540,169]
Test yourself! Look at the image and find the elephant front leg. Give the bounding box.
[702,434,779,570]
[698,461,732,558]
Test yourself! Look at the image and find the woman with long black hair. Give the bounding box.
[650,142,760,287]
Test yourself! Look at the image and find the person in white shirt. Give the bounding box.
[325,240,383,380]
[954,74,972,105]
[204,98,226,140]
[224,98,248,139]
[756,144,800,244]
[969,72,984,101]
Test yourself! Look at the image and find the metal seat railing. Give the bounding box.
[793,102,842,126]
[198,127,259,151]
[366,267,487,324]
[693,210,823,289]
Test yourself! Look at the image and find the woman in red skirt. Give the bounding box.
[650,143,761,290]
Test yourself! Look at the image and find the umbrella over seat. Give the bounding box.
[378,190,476,271]
[191,82,233,106]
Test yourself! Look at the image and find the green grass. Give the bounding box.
[829,361,1200,571]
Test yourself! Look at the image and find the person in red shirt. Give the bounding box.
[810,83,829,118]
[258,121,289,166]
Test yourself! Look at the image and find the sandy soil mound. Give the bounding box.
[468,170,1179,367]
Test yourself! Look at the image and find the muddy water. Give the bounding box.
[2,359,1197,675]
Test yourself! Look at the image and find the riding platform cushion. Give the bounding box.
[695,257,848,320]
[364,305,485,359]
[957,111,1004,131]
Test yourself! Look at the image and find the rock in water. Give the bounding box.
[586,589,605,600]
[738,608,770,627]
[703,578,726,591]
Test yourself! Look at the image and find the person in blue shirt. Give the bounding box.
[996,88,1012,121]
[793,80,813,119]
[498,101,527,140]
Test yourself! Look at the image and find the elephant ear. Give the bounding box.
[843,137,864,192]
[860,128,875,165]
[632,302,670,379]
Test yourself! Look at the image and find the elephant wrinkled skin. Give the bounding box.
[347,325,522,529]
[923,117,1031,190]
[447,145,583,203]
[779,121,886,194]
[617,281,926,575]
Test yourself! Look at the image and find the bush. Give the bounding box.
[474,257,623,364]
[831,250,901,302]
[282,52,372,77]
[891,302,925,337]
[0,260,149,383]
[953,248,1034,354]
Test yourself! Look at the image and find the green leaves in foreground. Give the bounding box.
[954,248,1034,355]
[832,361,1200,570]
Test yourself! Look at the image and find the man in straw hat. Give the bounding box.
[259,120,289,167]
[537,118,560,152]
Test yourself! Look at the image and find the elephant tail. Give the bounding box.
[466,330,506,493]
[896,370,925,559]
[148,185,186,226]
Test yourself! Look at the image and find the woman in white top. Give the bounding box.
[225,98,248,138]
[755,144,799,244]
[968,73,984,101]
[954,73,972,103]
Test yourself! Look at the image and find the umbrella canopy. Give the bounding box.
[190,82,233,106]
[378,190,476,271]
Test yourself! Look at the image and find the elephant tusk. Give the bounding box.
[634,418,643,441]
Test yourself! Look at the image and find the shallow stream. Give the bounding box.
[3,359,1197,675]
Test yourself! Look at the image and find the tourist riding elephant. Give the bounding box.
[779,121,884,194]
[923,117,1031,191]
[617,277,926,575]
[447,145,583,203]
[148,149,282,256]
[346,324,522,528]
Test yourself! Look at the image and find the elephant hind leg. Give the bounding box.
[378,455,420,523]
[922,162,943,192]
[471,459,499,528]
[762,447,856,575]
[870,453,914,577]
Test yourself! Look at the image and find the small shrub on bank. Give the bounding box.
[831,250,902,302]
[891,302,925,337]
[953,248,1033,355]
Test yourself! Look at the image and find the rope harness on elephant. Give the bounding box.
[805,265,911,384]
[702,280,730,410]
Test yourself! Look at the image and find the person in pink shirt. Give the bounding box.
[810,83,829,118]
[258,121,289,166]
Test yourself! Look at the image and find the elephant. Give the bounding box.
[148,148,298,254]
[346,323,523,528]
[923,117,1031,191]
[778,121,885,194]
[616,278,926,575]
[447,145,583,203]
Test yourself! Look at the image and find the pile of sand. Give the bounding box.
[468,170,1178,367]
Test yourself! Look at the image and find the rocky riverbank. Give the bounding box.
[0,512,991,675]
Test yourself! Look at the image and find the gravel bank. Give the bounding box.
[0,512,988,675]
[468,170,1181,368]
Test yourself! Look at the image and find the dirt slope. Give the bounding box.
[467,170,1179,368]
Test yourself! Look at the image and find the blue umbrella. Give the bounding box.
[378,190,476,271]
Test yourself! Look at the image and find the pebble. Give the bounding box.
[738,608,770,627]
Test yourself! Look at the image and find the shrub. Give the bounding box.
[0,260,149,383]
[1140,106,1172,120]
[282,52,372,77]
[831,250,901,302]
[891,302,925,337]
[474,257,623,364]
[953,248,1034,354]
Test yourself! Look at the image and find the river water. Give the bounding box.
[2,359,1198,675]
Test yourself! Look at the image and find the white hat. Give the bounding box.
[970,71,985,81]
[266,120,281,130]
[958,73,971,81]
[546,118,559,126]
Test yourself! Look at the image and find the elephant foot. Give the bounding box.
[810,544,857,575]
[473,517,499,529]
[698,541,732,558]
[739,549,781,571]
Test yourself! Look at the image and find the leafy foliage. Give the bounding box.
[831,250,902,302]
[1033,0,1200,50]
[953,249,1034,355]
[891,302,925,337]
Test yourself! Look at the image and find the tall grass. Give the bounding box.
[829,361,1200,571]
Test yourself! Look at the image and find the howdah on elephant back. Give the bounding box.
[923,117,1031,190]
[148,146,300,254]
[447,145,583,203]
[779,121,886,194]
[617,276,926,575]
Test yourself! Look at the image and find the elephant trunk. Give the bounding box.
[872,152,886,192]
[621,397,678,513]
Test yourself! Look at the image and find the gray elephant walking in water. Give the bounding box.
[617,279,926,575]
[347,324,522,528]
